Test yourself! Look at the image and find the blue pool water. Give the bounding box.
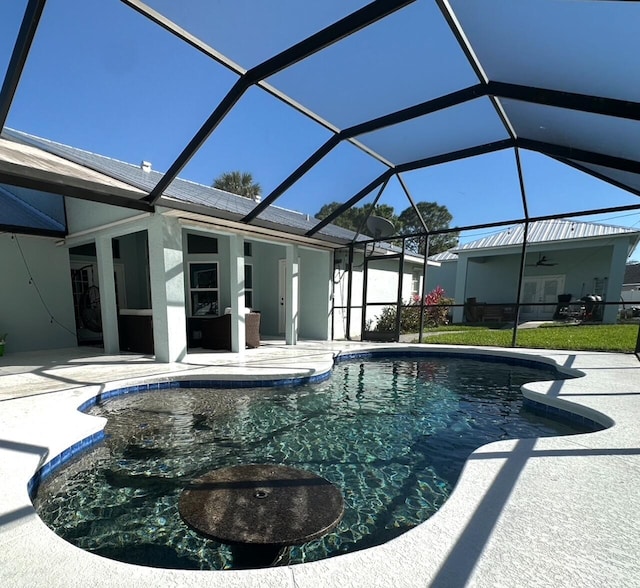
[33,355,598,570]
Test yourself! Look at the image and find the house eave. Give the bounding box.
[160,206,346,250]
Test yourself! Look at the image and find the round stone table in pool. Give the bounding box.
[178,464,344,547]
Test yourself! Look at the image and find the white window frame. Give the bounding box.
[411,269,421,297]
[188,261,219,317]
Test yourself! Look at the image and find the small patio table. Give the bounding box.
[179,464,344,567]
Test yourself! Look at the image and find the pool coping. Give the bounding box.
[1,342,639,587]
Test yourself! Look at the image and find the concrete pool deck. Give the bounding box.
[1,341,639,587]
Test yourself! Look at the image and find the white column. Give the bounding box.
[228,234,246,352]
[95,236,119,353]
[285,244,299,345]
[603,239,629,324]
[148,216,187,362]
[452,255,469,323]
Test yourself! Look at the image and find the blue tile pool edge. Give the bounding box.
[29,371,334,499]
[76,370,333,414]
[28,348,597,500]
[333,347,566,371]
[28,429,106,499]
[522,397,605,432]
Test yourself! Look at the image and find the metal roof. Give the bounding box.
[453,219,640,252]
[428,250,458,262]
[4,128,364,245]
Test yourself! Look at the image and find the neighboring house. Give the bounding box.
[331,246,429,340]
[0,130,425,357]
[423,251,458,300]
[426,219,640,324]
[621,263,640,311]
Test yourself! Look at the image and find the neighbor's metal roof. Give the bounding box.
[453,218,640,252]
[428,250,458,262]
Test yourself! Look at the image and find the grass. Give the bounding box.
[419,323,639,353]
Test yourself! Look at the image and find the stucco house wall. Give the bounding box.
[0,233,76,353]
[250,240,283,337]
[331,251,426,339]
[425,259,457,299]
[459,245,613,302]
[299,247,331,340]
[463,254,522,303]
[66,197,143,234]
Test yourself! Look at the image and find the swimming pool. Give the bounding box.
[32,353,600,570]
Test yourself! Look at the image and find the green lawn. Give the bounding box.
[419,324,639,353]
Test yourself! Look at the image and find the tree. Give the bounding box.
[398,202,458,255]
[213,171,262,201]
[315,202,398,237]
[315,200,457,254]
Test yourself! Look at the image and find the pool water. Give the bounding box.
[33,356,596,570]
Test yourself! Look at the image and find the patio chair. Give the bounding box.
[200,314,232,350]
[245,312,261,349]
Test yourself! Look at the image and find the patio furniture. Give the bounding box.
[200,312,261,350]
[581,294,603,321]
[118,309,154,354]
[553,294,573,320]
[200,314,232,350]
[245,311,261,348]
[483,304,504,322]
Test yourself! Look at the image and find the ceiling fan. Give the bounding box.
[526,254,558,267]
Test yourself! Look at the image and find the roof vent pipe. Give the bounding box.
[141,161,152,172]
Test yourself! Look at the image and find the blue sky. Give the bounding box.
[1,0,639,258]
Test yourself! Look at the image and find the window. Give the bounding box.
[189,262,218,316]
[187,233,218,254]
[244,263,253,308]
[69,240,120,258]
[244,241,253,257]
[411,269,422,297]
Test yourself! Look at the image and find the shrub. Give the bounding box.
[373,286,453,333]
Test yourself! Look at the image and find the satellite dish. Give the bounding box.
[366,215,395,239]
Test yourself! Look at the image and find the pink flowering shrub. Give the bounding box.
[374,286,453,332]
